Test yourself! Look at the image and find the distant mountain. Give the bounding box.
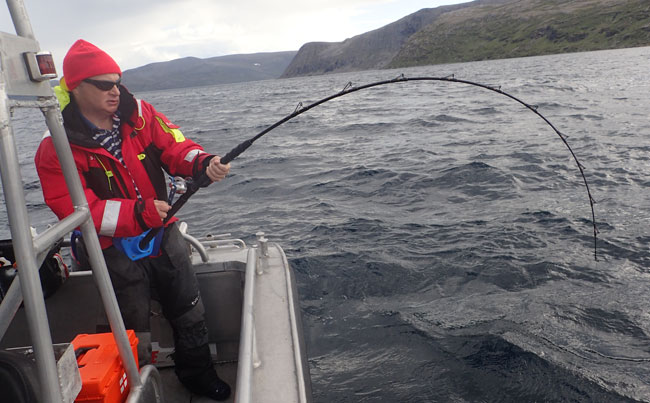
[122,51,297,92]
[281,2,471,77]
[282,0,650,77]
[120,0,650,90]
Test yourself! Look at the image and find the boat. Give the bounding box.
[0,1,311,402]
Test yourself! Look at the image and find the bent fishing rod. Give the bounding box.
[142,73,599,260]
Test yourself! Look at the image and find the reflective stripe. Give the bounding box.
[134,99,145,130]
[154,116,185,142]
[184,149,205,162]
[100,200,121,236]
[170,128,185,142]
[42,130,51,139]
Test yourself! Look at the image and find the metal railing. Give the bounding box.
[235,232,311,403]
[0,1,151,401]
[278,245,311,403]
[235,246,259,403]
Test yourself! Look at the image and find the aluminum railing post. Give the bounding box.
[0,83,63,403]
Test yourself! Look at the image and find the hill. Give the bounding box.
[121,51,297,92]
[280,2,470,77]
[282,0,650,77]
[391,0,650,67]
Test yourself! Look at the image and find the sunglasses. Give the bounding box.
[83,78,121,91]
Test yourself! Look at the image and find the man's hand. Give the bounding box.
[154,200,171,220]
[205,156,231,182]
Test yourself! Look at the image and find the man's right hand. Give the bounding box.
[205,156,230,182]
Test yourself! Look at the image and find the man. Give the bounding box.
[35,39,231,401]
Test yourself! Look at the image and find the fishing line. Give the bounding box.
[147,74,599,260]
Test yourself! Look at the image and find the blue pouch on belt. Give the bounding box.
[114,228,164,261]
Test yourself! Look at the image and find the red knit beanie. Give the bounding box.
[63,39,121,90]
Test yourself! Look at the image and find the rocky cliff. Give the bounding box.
[282,0,650,78]
[280,3,470,77]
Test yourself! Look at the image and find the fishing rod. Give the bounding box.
[139,73,599,260]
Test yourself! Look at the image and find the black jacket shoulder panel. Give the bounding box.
[117,86,138,127]
[62,100,98,148]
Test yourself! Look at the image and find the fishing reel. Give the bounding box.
[167,176,188,204]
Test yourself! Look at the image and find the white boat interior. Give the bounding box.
[1,229,312,403]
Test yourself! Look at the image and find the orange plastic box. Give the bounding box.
[72,331,139,403]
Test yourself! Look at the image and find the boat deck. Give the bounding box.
[0,235,311,403]
[0,234,311,402]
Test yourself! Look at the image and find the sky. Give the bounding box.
[1,0,467,74]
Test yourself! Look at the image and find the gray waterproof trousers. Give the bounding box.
[100,222,211,376]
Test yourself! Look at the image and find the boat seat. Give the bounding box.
[0,239,68,303]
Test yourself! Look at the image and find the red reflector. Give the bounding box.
[23,51,58,82]
[36,52,56,76]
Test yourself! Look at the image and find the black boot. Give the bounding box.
[180,365,231,401]
[174,344,231,401]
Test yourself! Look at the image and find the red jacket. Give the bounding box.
[35,87,213,249]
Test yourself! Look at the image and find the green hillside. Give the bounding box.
[390,0,650,67]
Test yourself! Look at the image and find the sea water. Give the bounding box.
[2,46,649,402]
